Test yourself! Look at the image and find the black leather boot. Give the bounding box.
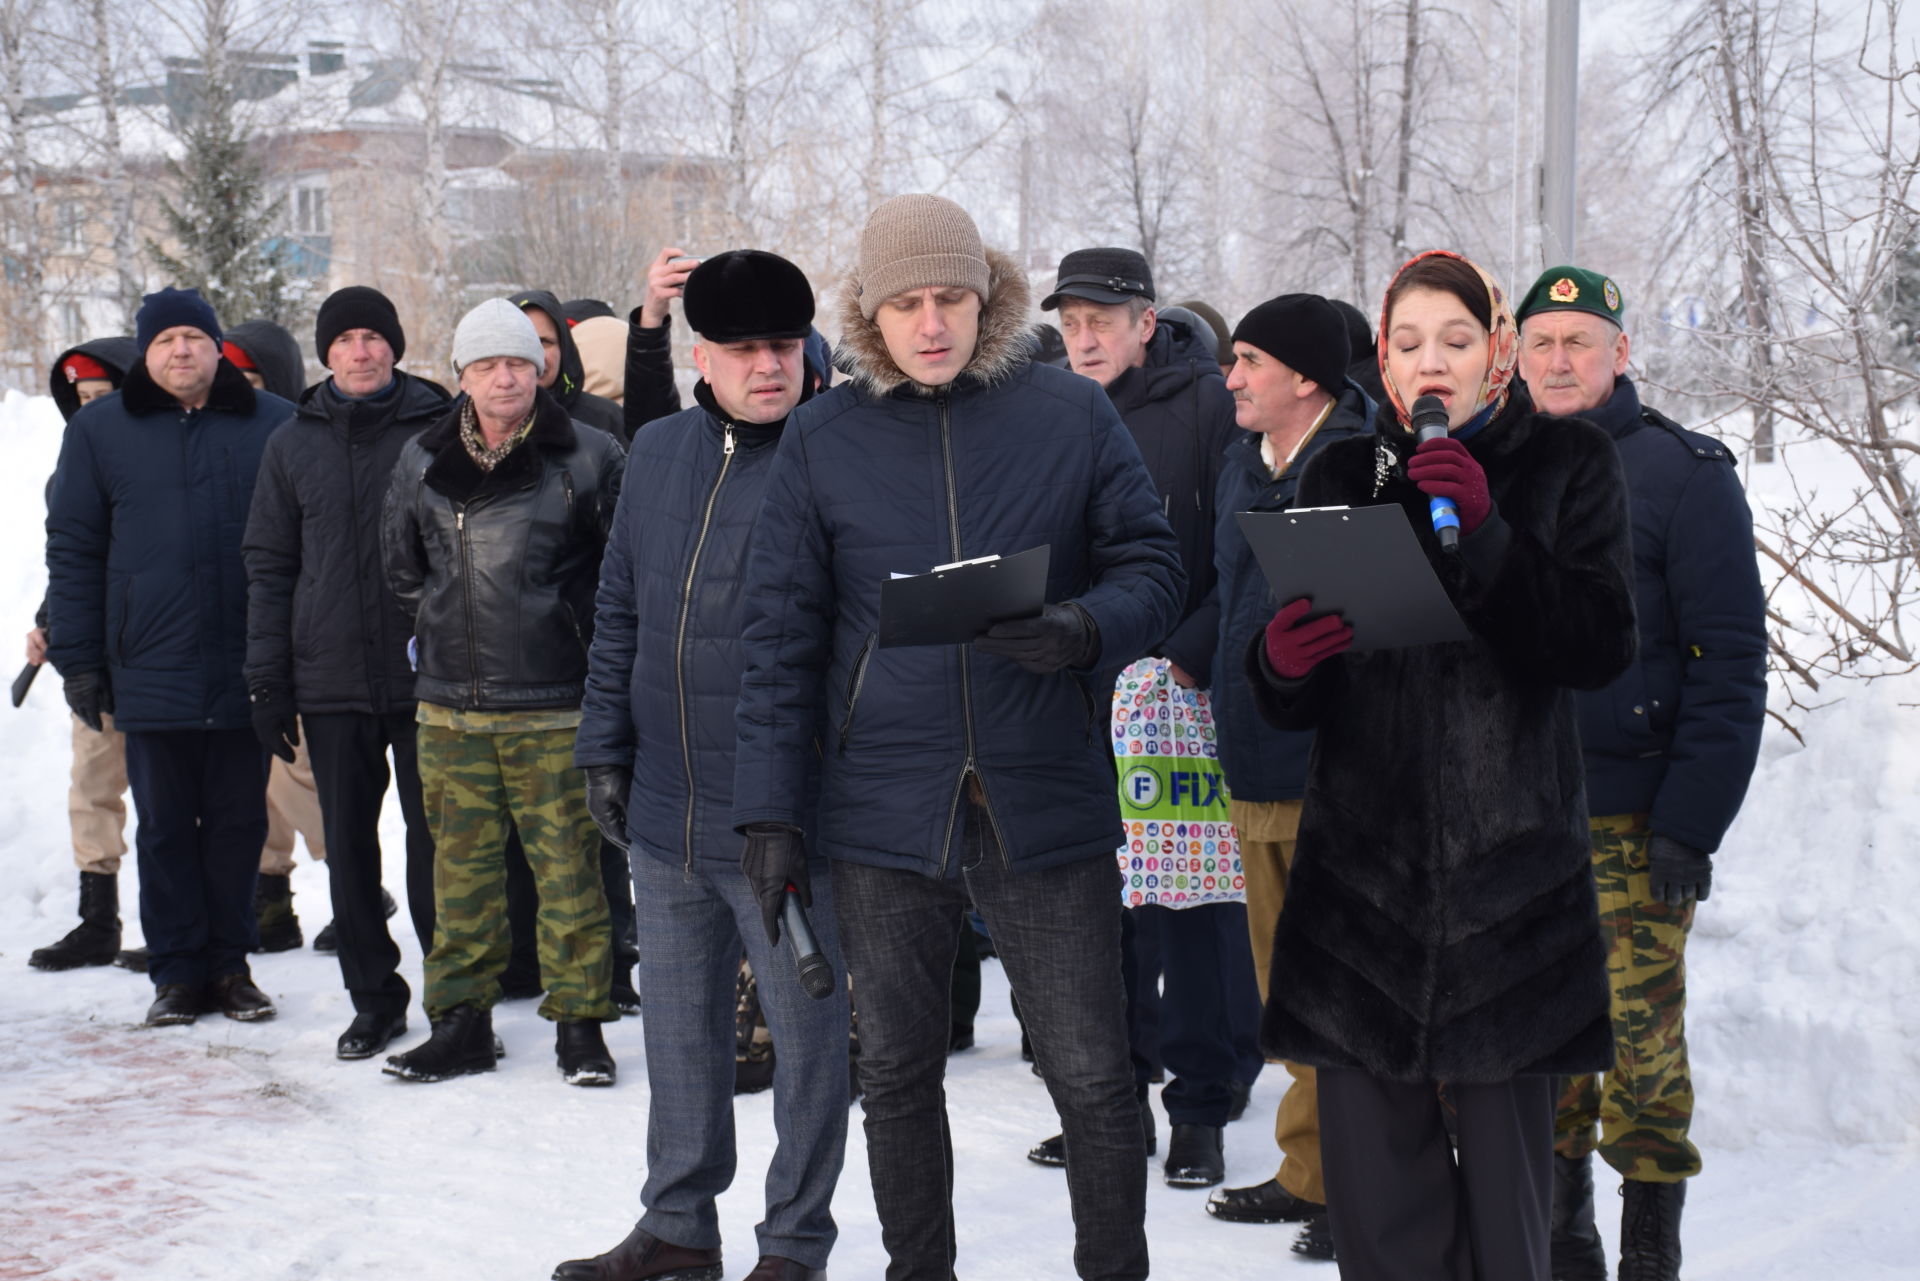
[1618,1178,1685,1281]
[1550,1153,1608,1280]
[551,1224,722,1281]
[557,1019,617,1086]
[1164,1123,1225,1187]
[252,873,302,952]
[383,1005,497,1082]
[29,871,121,970]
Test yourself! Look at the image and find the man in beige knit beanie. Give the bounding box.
[731,191,1184,1280]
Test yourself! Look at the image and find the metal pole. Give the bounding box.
[1540,0,1580,265]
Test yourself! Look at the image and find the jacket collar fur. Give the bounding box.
[120,357,258,418]
[834,246,1035,398]
[417,387,577,502]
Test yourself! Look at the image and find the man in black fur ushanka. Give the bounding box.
[1245,250,1636,1280]
[732,194,1184,1281]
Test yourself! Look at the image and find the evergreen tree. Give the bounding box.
[146,59,293,326]
[1884,231,1920,368]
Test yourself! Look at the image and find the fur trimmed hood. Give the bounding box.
[834,246,1035,397]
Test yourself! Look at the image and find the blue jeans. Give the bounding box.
[122,729,269,990]
[833,801,1148,1281]
[629,850,850,1269]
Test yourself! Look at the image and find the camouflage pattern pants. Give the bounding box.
[1555,814,1700,1182]
[416,723,613,1023]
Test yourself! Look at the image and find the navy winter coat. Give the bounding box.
[243,372,449,713]
[577,384,816,871]
[731,250,1186,877]
[45,359,294,731]
[1210,383,1371,803]
[1569,378,1767,851]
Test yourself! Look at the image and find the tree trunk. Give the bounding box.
[90,0,138,328]
[2,0,45,369]
[1389,0,1421,261]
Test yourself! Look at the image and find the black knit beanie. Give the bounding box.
[315,286,407,363]
[1230,293,1350,392]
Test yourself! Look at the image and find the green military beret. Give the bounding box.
[1515,265,1624,327]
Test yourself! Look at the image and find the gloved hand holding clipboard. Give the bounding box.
[877,544,1051,648]
[1236,507,1468,652]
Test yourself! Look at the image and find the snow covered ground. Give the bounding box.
[4,386,1919,1279]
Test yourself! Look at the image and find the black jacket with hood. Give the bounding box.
[1102,317,1239,680]
[243,371,451,714]
[381,388,624,712]
[731,250,1185,877]
[1248,384,1636,1084]
[224,320,308,402]
[510,290,627,443]
[39,338,142,632]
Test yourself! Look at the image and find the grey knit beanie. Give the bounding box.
[453,298,545,374]
[855,194,991,319]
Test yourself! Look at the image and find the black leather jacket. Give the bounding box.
[381,389,624,711]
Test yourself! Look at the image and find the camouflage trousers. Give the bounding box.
[416,723,613,1023]
[1555,814,1700,1182]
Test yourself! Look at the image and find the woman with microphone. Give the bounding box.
[1246,249,1636,1280]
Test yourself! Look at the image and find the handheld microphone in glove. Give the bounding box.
[782,886,836,1000]
[1410,394,1460,553]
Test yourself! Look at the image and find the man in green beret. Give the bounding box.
[1516,267,1768,1281]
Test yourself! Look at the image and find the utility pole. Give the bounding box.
[1539,0,1579,266]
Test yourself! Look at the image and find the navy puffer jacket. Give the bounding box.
[577,383,817,871]
[45,359,294,730]
[731,250,1185,876]
[1210,382,1371,803]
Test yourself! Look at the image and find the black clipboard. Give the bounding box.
[878,544,1051,648]
[1236,507,1470,651]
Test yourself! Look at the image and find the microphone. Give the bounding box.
[1410,394,1459,553]
[782,887,836,1000]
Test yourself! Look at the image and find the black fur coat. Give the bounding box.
[1247,387,1635,1083]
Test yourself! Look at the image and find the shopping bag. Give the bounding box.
[1111,657,1244,908]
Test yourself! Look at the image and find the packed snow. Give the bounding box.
[3,387,1917,1279]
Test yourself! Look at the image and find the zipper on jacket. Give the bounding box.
[837,633,877,753]
[674,425,735,875]
[931,391,1008,875]
[456,505,480,706]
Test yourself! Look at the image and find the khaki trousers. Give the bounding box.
[1233,797,1324,1204]
[259,722,328,875]
[68,713,128,874]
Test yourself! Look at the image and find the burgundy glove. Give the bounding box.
[1263,598,1354,679]
[1406,436,1492,535]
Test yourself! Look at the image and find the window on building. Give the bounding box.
[292,184,328,236]
[54,201,84,253]
[58,301,83,345]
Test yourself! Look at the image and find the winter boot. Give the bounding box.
[312,887,397,954]
[383,1005,498,1082]
[557,1019,617,1087]
[145,984,201,1026]
[252,873,302,953]
[29,871,121,970]
[1292,1211,1336,1262]
[1550,1153,1608,1281]
[1618,1178,1685,1281]
[1206,1178,1327,1225]
[1164,1123,1226,1188]
[206,972,276,1021]
[1028,1097,1157,1168]
[115,946,149,972]
[551,1224,722,1281]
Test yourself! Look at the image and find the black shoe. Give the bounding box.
[948,1023,975,1053]
[1550,1153,1608,1280]
[114,946,149,973]
[1291,1212,1336,1262]
[206,972,276,1021]
[611,966,641,1016]
[1618,1178,1685,1281]
[557,1019,617,1086]
[1164,1123,1225,1188]
[1207,1178,1326,1224]
[384,1005,497,1082]
[252,873,302,952]
[337,1011,408,1060]
[735,1055,776,1095]
[1227,1078,1253,1122]
[1028,1099,1156,1169]
[312,919,338,953]
[741,1257,825,1280]
[145,983,201,1026]
[551,1223,722,1281]
[29,871,121,970]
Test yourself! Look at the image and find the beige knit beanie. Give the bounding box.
[855,193,991,319]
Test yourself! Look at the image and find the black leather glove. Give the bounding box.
[63,668,113,733]
[973,602,1100,674]
[584,765,632,851]
[248,685,299,763]
[1647,835,1713,907]
[740,822,809,945]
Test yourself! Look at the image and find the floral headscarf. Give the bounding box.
[1376,249,1519,432]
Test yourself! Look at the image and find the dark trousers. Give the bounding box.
[833,802,1147,1281]
[1318,1068,1556,1281]
[302,711,434,1016]
[122,728,270,990]
[1126,901,1257,1125]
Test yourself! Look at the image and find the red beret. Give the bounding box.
[221,340,257,371]
[63,353,110,383]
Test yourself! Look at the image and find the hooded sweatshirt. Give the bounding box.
[508,289,627,442]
